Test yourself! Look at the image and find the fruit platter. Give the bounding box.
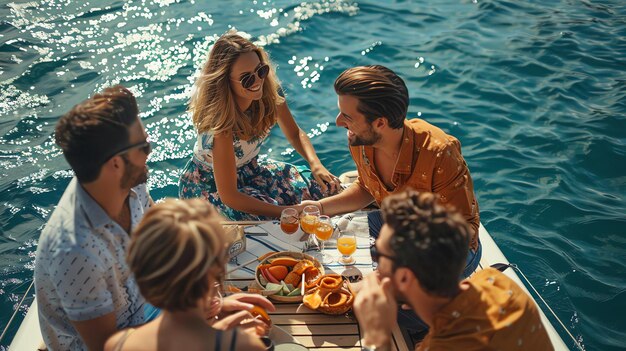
[255,251,325,302]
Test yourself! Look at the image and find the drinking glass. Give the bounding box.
[314,215,334,262]
[280,208,299,235]
[300,205,320,250]
[337,231,357,265]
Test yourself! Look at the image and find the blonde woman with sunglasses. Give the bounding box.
[105,199,272,351]
[179,31,340,220]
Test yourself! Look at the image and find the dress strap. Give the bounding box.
[113,328,136,351]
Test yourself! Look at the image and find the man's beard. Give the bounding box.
[349,126,381,147]
[120,156,149,189]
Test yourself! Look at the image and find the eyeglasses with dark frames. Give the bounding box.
[231,63,270,89]
[103,140,152,163]
[370,244,396,264]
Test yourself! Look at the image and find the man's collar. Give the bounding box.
[75,178,137,229]
[393,120,415,175]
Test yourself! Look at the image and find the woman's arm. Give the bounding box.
[212,131,302,217]
[276,101,341,193]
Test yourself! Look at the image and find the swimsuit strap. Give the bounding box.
[214,329,223,350]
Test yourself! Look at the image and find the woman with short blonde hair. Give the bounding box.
[179,31,340,220]
[105,199,269,351]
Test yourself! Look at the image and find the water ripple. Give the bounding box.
[1,0,626,349]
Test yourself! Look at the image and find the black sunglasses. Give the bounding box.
[232,64,270,89]
[370,244,396,264]
[103,140,152,163]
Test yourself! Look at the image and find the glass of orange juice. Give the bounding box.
[300,206,320,234]
[300,205,320,250]
[337,231,357,265]
[280,208,299,235]
[315,215,334,262]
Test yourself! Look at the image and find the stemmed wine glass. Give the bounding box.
[280,208,300,235]
[337,230,357,265]
[314,215,334,263]
[300,205,320,250]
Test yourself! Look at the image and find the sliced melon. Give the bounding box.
[262,283,283,296]
[287,287,301,296]
[280,281,291,295]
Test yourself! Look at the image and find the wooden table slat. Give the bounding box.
[271,303,316,314]
[292,334,360,348]
[272,314,357,325]
[279,324,359,336]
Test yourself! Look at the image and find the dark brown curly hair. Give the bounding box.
[381,190,470,297]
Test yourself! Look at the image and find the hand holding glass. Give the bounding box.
[300,206,320,234]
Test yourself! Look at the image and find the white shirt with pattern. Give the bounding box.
[34,178,151,351]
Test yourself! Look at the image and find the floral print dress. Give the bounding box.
[179,125,327,221]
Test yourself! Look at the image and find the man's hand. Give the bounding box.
[297,200,321,213]
[353,273,397,348]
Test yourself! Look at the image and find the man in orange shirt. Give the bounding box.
[354,190,553,351]
[304,65,481,278]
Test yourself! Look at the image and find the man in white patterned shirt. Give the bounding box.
[35,86,155,351]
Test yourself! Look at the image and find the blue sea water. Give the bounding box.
[0,0,625,349]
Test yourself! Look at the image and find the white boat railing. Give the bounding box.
[0,280,34,345]
[506,263,584,351]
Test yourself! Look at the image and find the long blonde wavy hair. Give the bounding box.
[127,198,229,311]
[190,32,284,140]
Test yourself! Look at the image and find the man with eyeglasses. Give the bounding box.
[354,190,552,351]
[34,86,155,351]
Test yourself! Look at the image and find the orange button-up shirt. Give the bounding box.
[417,268,553,351]
[350,118,480,250]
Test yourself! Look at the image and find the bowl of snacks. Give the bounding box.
[302,274,354,315]
[255,251,324,302]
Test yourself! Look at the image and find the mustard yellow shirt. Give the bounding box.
[350,118,480,250]
[417,268,553,351]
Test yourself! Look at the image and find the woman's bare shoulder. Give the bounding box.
[103,328,131,351]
